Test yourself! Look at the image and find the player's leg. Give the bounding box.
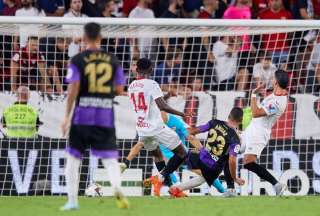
[243,144,287,195]
[60,125,84,211]
[91,127,129,208]
[139,137,168,177]
[159,144,180,184]
[150,146,172,187]
[169,152,203,197]
[120,141,144,173]
[222,158,236,197]
[156,127,187,180]
[187,152,225,193]
[140,137,171,195]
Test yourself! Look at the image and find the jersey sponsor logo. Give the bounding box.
[137,117,150,128]
[79,97,113,109]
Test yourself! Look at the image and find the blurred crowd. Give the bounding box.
[0,0,319,98]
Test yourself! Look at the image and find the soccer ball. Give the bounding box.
[85,183,103,197]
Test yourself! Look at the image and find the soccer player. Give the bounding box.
[128,58,191,196]
[121,111,226,194]
[60,22,128,210]
[242,69,289,195]
[169,107,245,197]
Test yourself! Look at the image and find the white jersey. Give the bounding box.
[245,93,288,143]
[128,78,165,136]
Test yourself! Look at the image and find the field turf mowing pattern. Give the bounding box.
[0,196,319,216]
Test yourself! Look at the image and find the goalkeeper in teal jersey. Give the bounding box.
[121,112,225,194]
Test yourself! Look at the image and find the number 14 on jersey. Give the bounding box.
[130,92,148,113]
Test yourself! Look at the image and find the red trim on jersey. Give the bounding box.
[274,92,288,96]
[136,76,145,80]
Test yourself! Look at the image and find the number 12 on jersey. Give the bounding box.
[130,92,148,112]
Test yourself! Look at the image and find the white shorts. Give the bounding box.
[241,130,267,158]
[138,125,181,151]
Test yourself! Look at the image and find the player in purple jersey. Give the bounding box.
[169,107,245,197]
[60,22,129,210]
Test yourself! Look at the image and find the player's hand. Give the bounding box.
[252,83,265,94]
[61,117,71,137]
[119,162,127,174]
[235,178,245,186]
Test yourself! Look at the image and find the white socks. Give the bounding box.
[102,158,122,195]
[177,176,206,191]
[65,154,81,206]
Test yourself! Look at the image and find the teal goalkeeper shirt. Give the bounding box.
[160,114,189,159]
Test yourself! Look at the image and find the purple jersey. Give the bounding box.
[65,49,125,128]
[197,119,240,169]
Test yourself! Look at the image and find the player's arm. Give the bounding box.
[150,81,186,118]
[228,144,245,186]
[171,115,204,150]
[250,84,267,118]
[10,60,19,92]
[38,61,52,93]
[61,63,80,136]
[155,97,185,118]
[188,120,212,135]
[114,66,125,96]
[64,82,80,121]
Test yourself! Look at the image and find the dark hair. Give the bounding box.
[259,51,272,60]
[275,70,289,89]
[98,0,114,13]
[84,22,101,41]
[28,36,39,41]
[228,107,243,123]
[137,58,153,74]
[166,47,182,61]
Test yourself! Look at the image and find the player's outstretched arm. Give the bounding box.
[155,97,186,118]
[187,127,201,135]
[251,84,267,118]
[229,155,245,186]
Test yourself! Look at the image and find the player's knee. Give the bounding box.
[243,155,257,165]
[151,148,163,162]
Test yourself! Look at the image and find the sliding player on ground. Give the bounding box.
[169,107,245,197]
[242,70,289,195]
[60,22,129,210]
[128,58,191,196]
[120,112,225,194]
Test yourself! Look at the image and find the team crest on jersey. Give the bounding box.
[66,68,73,80]
[268,104,276,112]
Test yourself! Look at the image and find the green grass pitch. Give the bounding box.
[0,196,319,216]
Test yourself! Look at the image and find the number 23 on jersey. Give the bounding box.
[130,92,148,112]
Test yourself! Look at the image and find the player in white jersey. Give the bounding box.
[128,58,191,196]
[242,70,289,196]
